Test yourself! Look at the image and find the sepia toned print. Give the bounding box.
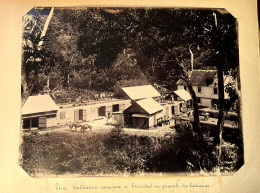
[20,7,243,177]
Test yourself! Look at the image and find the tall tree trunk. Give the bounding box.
[185,80,202,139]
[217,109,226,166]
[216,95,239,166]
[187,46,202,138]
[189,46,194,71]
[212,12,226,167]
[21,65,34,105]
[21,75,37,106]
[38,7,54,47]
[67,73,70,90]
[46,75,50,92]
[21,77,29,106]
[213,68,225,146]
[235,96,244,166]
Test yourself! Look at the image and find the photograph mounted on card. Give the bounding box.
[20,6,243,177]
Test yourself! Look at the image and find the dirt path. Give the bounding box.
[23,117,175,137]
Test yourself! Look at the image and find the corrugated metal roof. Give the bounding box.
[173,89,191,101]
[176,70,217,86]
[136,98,163,115]
[122,85,161,100]
[22,95,58,115]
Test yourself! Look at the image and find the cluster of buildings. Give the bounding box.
[21,95,131,129]
[21,70,239,130]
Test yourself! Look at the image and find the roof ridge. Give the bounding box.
[192,69,217,71]
[136,97,163,114]
[122,85,161,100]
[122,84,151,88]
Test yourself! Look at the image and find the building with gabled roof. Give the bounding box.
[176,70,233,108]
[176,70,218,86]
[136,98,163,114]
[22,95,58,115]
[124,98,164,128]
[22,94,132,129]
[122,85,161,101]
[173,89,192,101]
[22,95,58,129]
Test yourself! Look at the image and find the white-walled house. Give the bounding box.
[22,94,131,129]
[22,95,59,129]
[176,70,233,108]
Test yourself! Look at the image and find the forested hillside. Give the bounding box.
[21,8,242,174]
[22,8,238,104]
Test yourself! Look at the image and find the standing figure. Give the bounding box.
[106,112,111,124]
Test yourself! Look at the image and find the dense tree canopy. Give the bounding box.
[22,7,238,98]
[21,7,241,172]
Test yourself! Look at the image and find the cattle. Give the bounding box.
[67,121,92,132]
[80,124,92,132]
[67,122,81,131]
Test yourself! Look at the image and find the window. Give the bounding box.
[184,86,187,90]
[79,109,83,121]
[197,98,201,103]
[171,106,175,114]
[46,114,56,118]
[23,119,30,129]
[112,104,119,112]
[214,88,218,94]
[60,111,66,119]
[198,87,201,93]
[31,118,38,127]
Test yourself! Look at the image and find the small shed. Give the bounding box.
[124,98,163,129]
[172,89,192,112]
[112,111,125,126]
[22,95,58,129]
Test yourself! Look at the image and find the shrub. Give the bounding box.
[20,124,242,176]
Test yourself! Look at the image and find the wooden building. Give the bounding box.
[124,98,163,129]
[22,94,131,129]
[176,70,233,108]
[122,85,161,102]
[22,95,58,129]
[111,111,125,126]
[57,99,131,125]
[160,102,180,117]
[162,88,192,117]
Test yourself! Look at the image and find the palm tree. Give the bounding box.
[21,7,54,105]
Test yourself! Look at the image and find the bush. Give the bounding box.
[20,124,242,176]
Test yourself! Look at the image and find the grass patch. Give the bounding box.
[20,126,243,176]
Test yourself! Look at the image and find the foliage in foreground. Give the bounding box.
[20,126,243,176]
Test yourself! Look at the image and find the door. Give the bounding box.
[74,109,79,123]
[154,114,156,126]
[79,109,83,121]
[60,111,66,119]
[23,119,30,129]
[171,106,175,115]
[31,118,38,128]
[38,117,47,129]
[179,103,183,112]
[211,99,218,109]
[98,106,106,116]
